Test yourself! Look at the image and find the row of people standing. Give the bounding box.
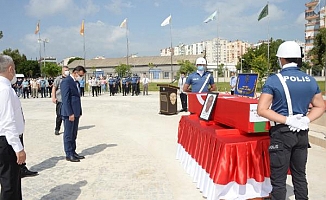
[85,73,150,97]
[12,77,54,99]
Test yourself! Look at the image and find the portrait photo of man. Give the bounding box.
[200,93,218,120]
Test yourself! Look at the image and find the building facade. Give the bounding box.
[305,0,325,61]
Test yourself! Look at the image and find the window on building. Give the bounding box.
[164,72,170,79]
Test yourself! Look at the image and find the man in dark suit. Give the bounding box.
[60,65,87,162]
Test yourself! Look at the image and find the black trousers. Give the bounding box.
[91,86,98,97]
[47,87,52,97]
[269,124,309,200]
[122,84,127,96]
[55,102,62,132]
[22,87,29,99]
[0,136,22,200]
[80,87,84,97]
[109,85,115,96]
[132,83,137,96]
[180,93,187,110]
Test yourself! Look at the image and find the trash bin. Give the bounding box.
[157,84,179,115]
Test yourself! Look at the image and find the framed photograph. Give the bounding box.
[199,93,219,121]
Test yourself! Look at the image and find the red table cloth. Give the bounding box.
[177,115,272,199]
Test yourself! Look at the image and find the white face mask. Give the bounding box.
[278,58,283,68]
[64,70,70,77]
[11,74,17,84]
[10,69,17,84]
[76,75,82,82]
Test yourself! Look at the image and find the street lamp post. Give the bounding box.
[38,38,49,76]
[240,58,244,73]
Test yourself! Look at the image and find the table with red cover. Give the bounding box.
[176,115,272,199]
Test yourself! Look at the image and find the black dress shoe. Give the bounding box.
[74,153,85,159]
[66,156,80,162]
[21,168,38,178]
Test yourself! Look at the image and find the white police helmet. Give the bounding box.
[195,57,207,65]
[276,41,301,58]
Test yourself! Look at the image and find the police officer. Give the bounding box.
[136,74,141,95]
[183,57,216,93]
[257,41,325,200]
[122,77,127,96]
[131,74,138,96]
[127,74,132,94]
[108,74,115,96]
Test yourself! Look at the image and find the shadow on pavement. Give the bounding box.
[81,143,117,156]
[78,125,96,130]
[40,180,87,200]
[30,156,65,172]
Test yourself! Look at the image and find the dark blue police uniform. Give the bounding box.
[185,71,214,93]
[262,64,320,200]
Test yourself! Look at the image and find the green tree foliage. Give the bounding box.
[2,48,27,69]
[309,28,326,76]
[177,60,196,78]
[115,64,131,77]
[42,62,61,77]
[68,57,84,65]
[238,39,284,80]
[18,60,40,77]
[0,31,3,40]
[251,55,269,89]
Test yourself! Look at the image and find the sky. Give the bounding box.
[0,0,307,62]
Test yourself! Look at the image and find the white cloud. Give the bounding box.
[25,0,100,19]
[25,0,73,17]
[104,0,133,15]
[21,21,126,61]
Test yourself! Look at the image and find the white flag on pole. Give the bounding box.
[120,18,127,28]
[203,10,217,23]
[161,15,171,26]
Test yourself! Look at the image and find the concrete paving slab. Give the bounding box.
[14,92,326,199]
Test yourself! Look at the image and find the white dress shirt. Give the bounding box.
[0,76,24,152]
[142,77,149,85]
[178,76,187,93]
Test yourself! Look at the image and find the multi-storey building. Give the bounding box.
[305,0,325,61]
[160,38,251,67]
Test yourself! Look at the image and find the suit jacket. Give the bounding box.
[60,75,82,117]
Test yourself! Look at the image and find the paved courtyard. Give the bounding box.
[18,91,326,200]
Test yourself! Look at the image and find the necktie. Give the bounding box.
[181,78,184,85]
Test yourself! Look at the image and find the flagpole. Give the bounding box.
[38,21,42,76]
[126,20,129,66]
[83,20,86,68]
[216,9,219,85]
[169,15,173,82]
[267,1,270,75]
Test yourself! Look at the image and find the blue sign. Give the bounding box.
[234,73,258,97]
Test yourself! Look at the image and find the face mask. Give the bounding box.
[64,70,70,77]
[278,58,283,68]
[11,74,17,84]
[10,69,17,84]
[76,75,82,82]
[197,65,205,71]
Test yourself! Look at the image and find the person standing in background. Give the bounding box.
[142,73,149,95]
[52,66,70,135]
[183,57,216,93]
[178,72,188,112]
[230,71,237,95]
[79,77,85,97]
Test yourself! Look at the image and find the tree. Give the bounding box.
[18,60,40,77]
[177,60,196,78]
[251,55,269,89]
[68,57,84,65]
[0,31,3,40]
[42,62,61,77]
[115,64,131,77]
[309,28,326,76]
